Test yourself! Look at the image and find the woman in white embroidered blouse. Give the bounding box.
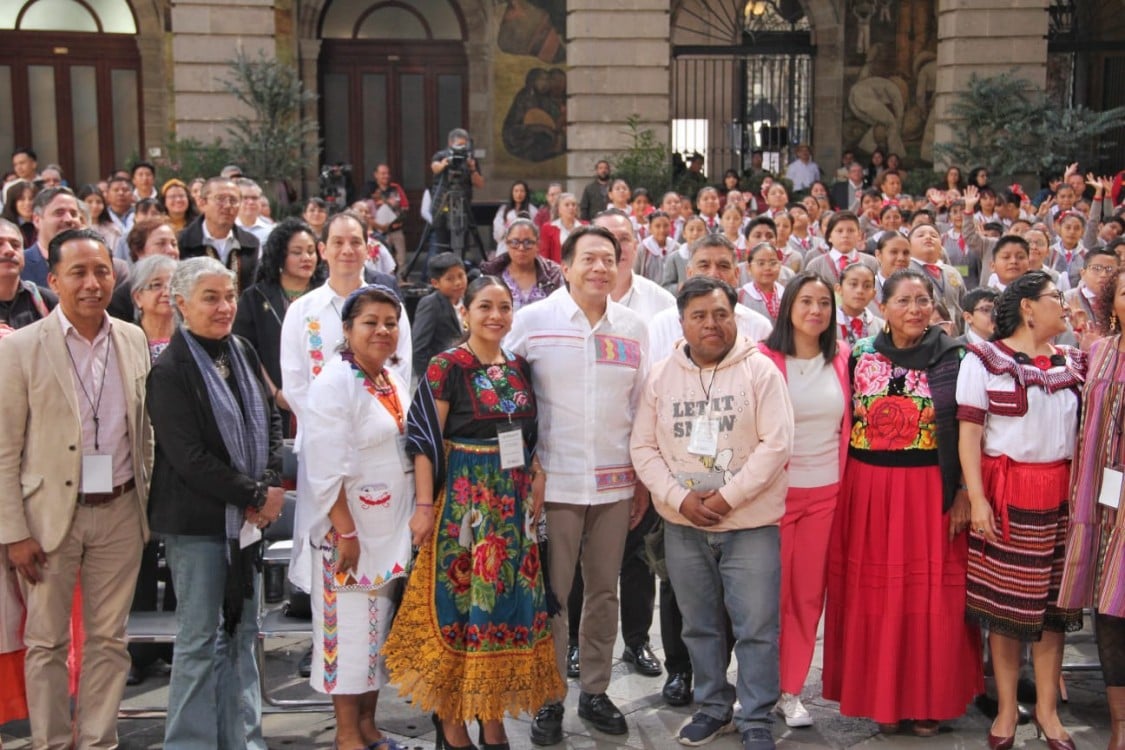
[957,271,1086,750]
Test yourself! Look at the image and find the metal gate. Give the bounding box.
[672,52,813,177]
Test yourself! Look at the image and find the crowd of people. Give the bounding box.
[0,137,1124,750]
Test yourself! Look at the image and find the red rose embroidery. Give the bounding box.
[866,396,921,451]
[479,389,500,407]
[473,533,508,583]
[426,363,444,389]
[519,547,541,582]
[448,551,472,595]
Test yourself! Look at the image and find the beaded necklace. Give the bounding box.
[342,350,404,433]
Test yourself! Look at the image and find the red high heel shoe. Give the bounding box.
[986,731,1014,750]
[1032,711,1076,750]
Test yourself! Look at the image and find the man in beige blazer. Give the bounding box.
[0,227,152,750]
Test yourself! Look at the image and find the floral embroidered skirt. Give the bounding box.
[384,439,564,721]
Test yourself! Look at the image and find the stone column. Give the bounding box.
[169,0,278,142]
[565,0,672,194]
[809,2,845,172]
[932,0,1049,168]
[297,37,322,198]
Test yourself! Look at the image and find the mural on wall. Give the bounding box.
[493,0,568,176]
[843,0,937,167]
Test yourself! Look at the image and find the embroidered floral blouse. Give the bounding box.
[426,346,539,450]
[848,337,938,456]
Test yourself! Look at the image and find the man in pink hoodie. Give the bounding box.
[631,276,794,750]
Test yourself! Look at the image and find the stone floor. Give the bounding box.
[1,610,1112,749]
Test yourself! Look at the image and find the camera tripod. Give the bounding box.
[404,173,487,283]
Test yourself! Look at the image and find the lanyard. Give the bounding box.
[65,334,112,451]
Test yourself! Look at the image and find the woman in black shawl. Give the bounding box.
[822,268,982,736]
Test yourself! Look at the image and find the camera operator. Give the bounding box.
[428,128,485,259]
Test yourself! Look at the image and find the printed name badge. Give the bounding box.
[497,424,526,471]
[1099,466,1123,509]
[396,435,414,474]
[687,416,720,458]
[81,455,113,494]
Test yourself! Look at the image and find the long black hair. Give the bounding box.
[254,217,327,287]
[764,272,837,362]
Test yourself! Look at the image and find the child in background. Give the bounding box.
[835,263,881,346]
[412,252,468,380]
[637,210,676,283]
[739,242,786,325]
[663,215,707,293]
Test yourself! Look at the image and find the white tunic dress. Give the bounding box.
[302,355,415,694]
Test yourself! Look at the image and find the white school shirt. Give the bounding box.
[279,281,412,453]
[616,272,677,321]
[505,288,649,506]
[647,303,772,364]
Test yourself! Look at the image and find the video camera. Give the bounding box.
[446,142,472,180]
[320,162,352,208]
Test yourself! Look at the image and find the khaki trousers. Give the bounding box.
[22,490,144,750]
[545,499,631,695]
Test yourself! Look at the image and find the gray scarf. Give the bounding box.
[183,329,268,632]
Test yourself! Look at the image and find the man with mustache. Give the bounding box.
[0,218,57,338]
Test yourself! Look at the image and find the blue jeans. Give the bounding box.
[664,523,781,732]
[164,534,265,750]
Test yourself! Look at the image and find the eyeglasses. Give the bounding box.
[143,281,168,293]
[1086,264,1118,276]
[210,196,240,207]
[507,239,537,249]
[888,296,934,309]
[970,304,995,315]
[1036,290,1066,305]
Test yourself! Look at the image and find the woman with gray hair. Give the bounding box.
[124,252,180,686]
[130,254,177,361]
[146,256,285,749]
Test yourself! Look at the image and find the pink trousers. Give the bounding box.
[779,482,839,695]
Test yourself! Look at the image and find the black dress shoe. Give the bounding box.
[126,663,144,686]
[566,644,580,678]
[577,692,627,735]
[622,642,662,676]
[662,672,692,706]
[530,703,564,746]
[298,646,313,678]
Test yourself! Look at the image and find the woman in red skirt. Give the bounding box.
[823,268,982,736]
[959,270,1085,750]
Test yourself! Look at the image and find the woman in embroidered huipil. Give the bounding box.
[1059,267,1125,750]
[385,276,564,750]
[823,268,982,736]
[302,285,414,750]
[957,271,1085,750]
